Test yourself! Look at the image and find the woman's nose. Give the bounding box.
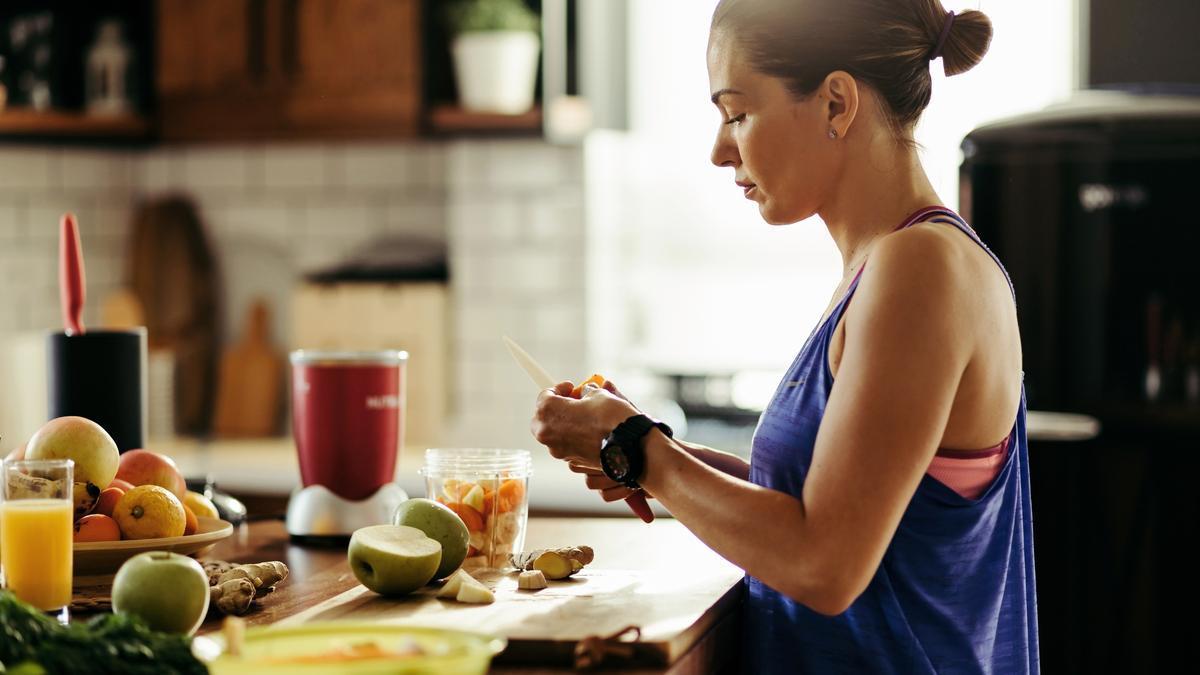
[711,129,738,168]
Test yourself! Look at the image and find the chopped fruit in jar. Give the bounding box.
[446,502,484,532]
[482,489,496,517]
[469,530,488,556]
[440,478,463,501]
[498,479,525,512]
[462,484,485,512]
[493,511,520,545]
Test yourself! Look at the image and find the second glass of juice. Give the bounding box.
[1,459,74,611]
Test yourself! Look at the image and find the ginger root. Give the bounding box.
[518,569,548,589]
[204,560,289,615]
[510,546,594,580]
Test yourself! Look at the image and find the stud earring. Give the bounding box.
[828,128,839,140]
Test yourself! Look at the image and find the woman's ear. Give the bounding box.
[822,71,859,138]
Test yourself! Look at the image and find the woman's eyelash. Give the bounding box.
[725,113,746,125]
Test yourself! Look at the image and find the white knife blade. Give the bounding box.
[503,336,558,390]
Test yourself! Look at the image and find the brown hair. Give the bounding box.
[711,0,993,136]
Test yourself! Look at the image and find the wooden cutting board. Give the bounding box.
[274,566,744,668]
[212,299,283,437]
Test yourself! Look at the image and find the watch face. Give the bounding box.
[601,444,630,480]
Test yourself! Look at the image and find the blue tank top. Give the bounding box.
[743,207,1040,674]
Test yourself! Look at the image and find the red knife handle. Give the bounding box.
[59,213,86,335]
[626,491,654,523]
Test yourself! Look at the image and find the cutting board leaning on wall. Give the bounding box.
[126,196,220,435]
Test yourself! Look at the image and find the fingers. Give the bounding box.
[585,473,622,491]
[602,380,626,399]
[553,381,575,396]
[567,462,604,476]
[600,485,637,502]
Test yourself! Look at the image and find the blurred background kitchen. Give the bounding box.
[0,0,1197,669]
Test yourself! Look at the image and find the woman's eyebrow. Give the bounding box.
[710,88,744,104]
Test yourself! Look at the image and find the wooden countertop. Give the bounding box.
[200,517,744,673]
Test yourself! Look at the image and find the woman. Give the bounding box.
[530,0,1038,672]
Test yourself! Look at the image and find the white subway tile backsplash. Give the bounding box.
[59,150,133,191]
[183,147,257,191]
[218,200,292,240]
[0,204,23,243]
[262,145,330,189]
[343,143,427,188]
[383,200,445,238]
[449,199,521,245]
[136,148,185,195]
[303,202,381,237]
[0,149,55,190]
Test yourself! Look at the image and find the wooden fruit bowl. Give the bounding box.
[73,516,234,577]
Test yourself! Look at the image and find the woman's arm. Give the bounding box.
[634,228,975,615]
[539,227,975,615]
[677,441,751,481]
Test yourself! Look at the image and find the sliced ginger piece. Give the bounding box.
[518,569,548,590]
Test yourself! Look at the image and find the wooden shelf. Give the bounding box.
[0,109,151,142]
[426,104,542,135]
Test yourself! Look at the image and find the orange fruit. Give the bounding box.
[113,485,186,540]
[74,514,122,543]
[94,487,125,518]
[445,502,484,532]
[183,491,219,520]
[498,479,526,512]
[570,374,606,399]
[182,504,199,536]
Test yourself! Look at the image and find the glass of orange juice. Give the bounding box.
[2,458,74,614]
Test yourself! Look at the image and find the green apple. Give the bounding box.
[112,551,211,635]
[26,416,119,489]
[392,498,470,580]
[348,525,442,596]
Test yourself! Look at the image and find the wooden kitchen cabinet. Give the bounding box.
[157,0,421,141]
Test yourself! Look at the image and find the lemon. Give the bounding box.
[114,485,186,539]
[183,490,220,520]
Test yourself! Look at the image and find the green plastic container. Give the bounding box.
[207,623,506,675]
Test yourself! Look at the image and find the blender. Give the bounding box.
[285,350,409,538]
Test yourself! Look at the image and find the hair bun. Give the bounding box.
[938,9,993,76]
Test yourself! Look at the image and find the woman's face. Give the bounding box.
[707,31,840,225]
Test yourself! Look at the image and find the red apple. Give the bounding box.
[115,450,186,500]
[109,478,135,491]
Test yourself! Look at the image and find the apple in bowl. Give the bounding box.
[115,449,187,500]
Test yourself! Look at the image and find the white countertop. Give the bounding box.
[156,436,669,517]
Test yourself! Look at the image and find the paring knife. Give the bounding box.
[503,336,655,523]
[59,213,86,336]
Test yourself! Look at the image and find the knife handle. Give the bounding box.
[626,491,655,523]
[59,213,86,335]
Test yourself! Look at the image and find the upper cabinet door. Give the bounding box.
[285,0,421,136]
[157,0,256,97]
[156,0,420,141]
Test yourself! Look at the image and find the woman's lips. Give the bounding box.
[743,185,757,198]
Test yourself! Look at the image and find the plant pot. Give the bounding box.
[451,31,540,114]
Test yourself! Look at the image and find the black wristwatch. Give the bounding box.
[599,414,674,488]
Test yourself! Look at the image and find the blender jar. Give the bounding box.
[420,448,532,569]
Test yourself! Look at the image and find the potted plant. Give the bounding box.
[446,0,541,114]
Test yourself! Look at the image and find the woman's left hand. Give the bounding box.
[531,381,640,470]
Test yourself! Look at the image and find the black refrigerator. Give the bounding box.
[960,92,1200,673]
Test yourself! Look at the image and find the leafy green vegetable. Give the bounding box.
[446,0,540,35]
[0,591,207,675]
